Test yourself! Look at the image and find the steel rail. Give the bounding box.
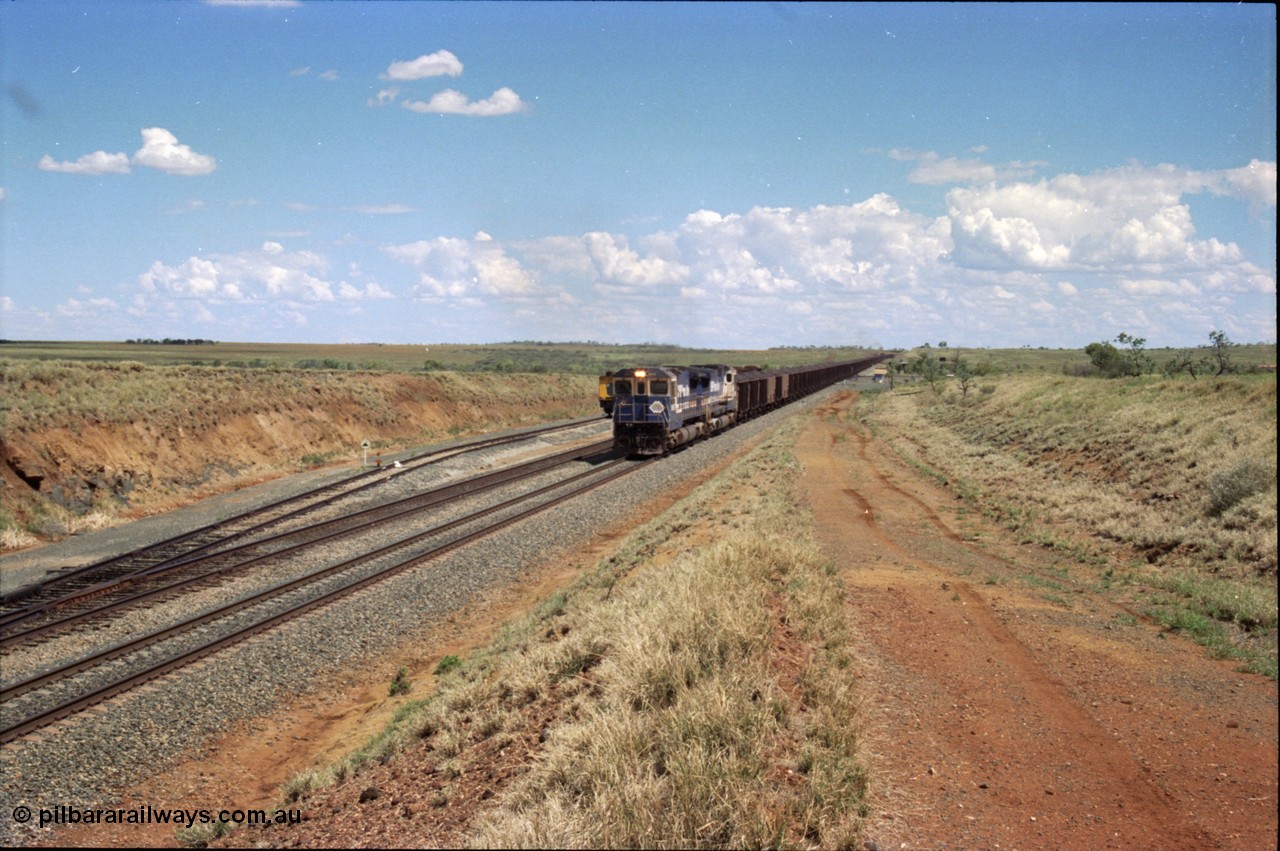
[0,453,628,703]
[0,415,604,615]
[0,438,613,645]
[0,455,651,744]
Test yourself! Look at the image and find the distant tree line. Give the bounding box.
[126,338,218,346]
[1070,331,1244,379]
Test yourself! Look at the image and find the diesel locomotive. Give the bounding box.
[610,355,889,455]
[597,371,616,416]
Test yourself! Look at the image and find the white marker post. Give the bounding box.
[361,439,371,468]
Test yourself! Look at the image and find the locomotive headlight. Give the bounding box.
[649,401,665,414]
[635,369,647,378]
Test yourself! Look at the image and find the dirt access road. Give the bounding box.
[36,388,1277,849]
[800,390,1277,849]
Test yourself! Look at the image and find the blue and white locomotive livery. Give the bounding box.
[609,364,738,455]
[610,355,892,455]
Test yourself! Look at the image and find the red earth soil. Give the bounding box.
[36,389,1278,849]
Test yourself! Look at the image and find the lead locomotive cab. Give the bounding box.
[611,365,737,456]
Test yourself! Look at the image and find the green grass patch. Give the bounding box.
[433,654,463,676]
[1020,574,1065,591]
[855,368,1277,678]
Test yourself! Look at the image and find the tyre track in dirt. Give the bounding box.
[799,391,1276,850]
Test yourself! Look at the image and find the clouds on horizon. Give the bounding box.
[11,154,1271,349]
[135,241,392,307]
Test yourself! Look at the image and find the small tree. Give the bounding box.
[1085,333,1152,378]
[912,349,948,394]
[1163,352,1205,379]
[1206,330,1236,376]
[1114,332,1154,375]
[954,355,976,399]
[1085,340,1124,376]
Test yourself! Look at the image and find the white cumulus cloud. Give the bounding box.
[944,161,1277,286]
[137,243,334,303]
[338,282,394,300]
[402,87,527,116]
[889,149,1043,185]
[384,235,536,300]
[132,128,217,175]
[38,151,132,175]
[367,87,400,108]
[1217,159,1277,209]
[582,232,688,289]
[383,50,463,80]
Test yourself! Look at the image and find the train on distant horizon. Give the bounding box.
[602,355,889,455]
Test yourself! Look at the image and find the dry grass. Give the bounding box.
[472,536,863,848]
[0,524,38,550]
[0,359,596,548]
[0,358,595,432]
[279,421,868,848]
[856,372,1277,676]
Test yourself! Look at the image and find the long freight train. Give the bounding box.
[609,355,889,455]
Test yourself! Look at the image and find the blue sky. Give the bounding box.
[1,1,1274,350]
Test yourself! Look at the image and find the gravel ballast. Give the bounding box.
[0,392,845,846]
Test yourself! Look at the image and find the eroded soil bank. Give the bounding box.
[1,364,595,547]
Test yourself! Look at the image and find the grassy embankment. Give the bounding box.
[265,420,868,849]
[854,371,1277,678]
[0,359,596,549]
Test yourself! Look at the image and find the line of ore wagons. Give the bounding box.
[733,355,887,416]
[600,354,890,455]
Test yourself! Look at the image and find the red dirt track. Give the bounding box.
[798,390,1277,849]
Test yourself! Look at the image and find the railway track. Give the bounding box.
[0,438,614,649]
[0,415,605,621]
[0,431,645,745]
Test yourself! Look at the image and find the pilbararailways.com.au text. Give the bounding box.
[11,804,302,830]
